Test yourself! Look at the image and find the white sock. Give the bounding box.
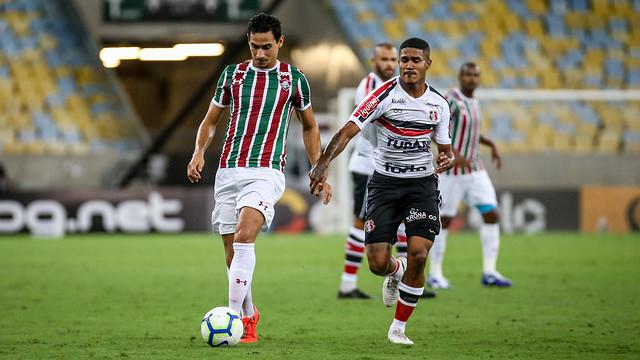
[391,319,406,331]
[340,273,357,293]
[390,257,405,281]
[480,223,499,274]
[339,226,365,293]
[429,229,448,279]
[228,243,256,315]
[242,286,255,318]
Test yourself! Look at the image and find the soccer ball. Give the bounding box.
[200,307,244,347]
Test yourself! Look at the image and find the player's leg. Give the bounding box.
[469,171,511,287]
[428,174,462,289]
[388,175,440,345]
[363,172,405,307]
[338,172,371,299]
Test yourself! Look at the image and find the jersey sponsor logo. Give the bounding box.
[235,278,248,286]
[258,201,269,211]
[391,98,406,104]
[232,68,247,86]
[278,71,291,91]
[386,136,430,153]
[364,219,376,233]
[356,96,380,120]
[384,162,428,174]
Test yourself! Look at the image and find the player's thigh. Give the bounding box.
[467,170,498,210]
[212,169,239,235]
[403,177,441,242]
[364,175,404,245]
[236,168,286,232]
[438,174,465,217]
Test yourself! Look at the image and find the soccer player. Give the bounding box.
[310,38,454,345]
[339,43,436,299]
[187,13,331,343]
[427,62,512,289]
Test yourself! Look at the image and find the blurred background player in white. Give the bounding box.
[339,42,397,299]
[338,42,436,299]
[427,62,512,289]
[311,37,453,345]
[187,13,331,343]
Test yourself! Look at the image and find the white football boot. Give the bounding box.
[382,257,407,307]
[388,326,414,345]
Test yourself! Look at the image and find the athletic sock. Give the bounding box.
[339,227,365,293]
[429,229,448,279]
[228,243,256,315]
[393,282,423,327]
[395,223,408,258]
[387,257,405,281]
[242,286,255,318]
[480,223,500,274]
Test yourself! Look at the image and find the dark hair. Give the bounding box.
[247,13,282,40]
[399,37,430,54]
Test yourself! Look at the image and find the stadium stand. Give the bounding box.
[0,0,147,155]
[330,0,640,154]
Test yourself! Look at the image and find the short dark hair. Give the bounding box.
[399,37,430,54]
[247,13,282,40]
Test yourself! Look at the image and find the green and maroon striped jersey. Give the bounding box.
[212,61,311,171]
[445,88,484,175]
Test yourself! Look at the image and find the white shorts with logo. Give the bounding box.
[439,170,497,217]
[211,167,285,235]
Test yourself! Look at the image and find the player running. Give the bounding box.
[187,13,331,343]
[427,62,512,289]
[310,38,454,345]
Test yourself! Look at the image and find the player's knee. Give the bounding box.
[483,210,499,224]
[233,228,257,244]
[408,249,428,267]
[367,255,388,275]
[441,216,452,228]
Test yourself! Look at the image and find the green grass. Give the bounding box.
[1,232,639,359]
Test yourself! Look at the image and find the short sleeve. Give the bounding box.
[348,91,386,130]
[211,65,232,108]
[293,71,312,111]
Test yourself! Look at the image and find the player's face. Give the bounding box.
[372,46,398,81]
[398,48,431,86]
[459,65,480,92]
[248,31,283,69]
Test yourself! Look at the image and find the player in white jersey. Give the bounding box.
[310,38,454,345]
[339,42,428,299]
[427,62,512,289]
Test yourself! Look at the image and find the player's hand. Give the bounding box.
[320,181,332,205]
[491,145,502,170]
[308,161,328,198]
[187,153,205,183]
[436,152,455,173]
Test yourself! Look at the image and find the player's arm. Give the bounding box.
[296,106,331,204]
[187,102,226,183]
[480,134,501,170]
[446,99,471,168]
[309,121,361,196]
[435,143,455,174]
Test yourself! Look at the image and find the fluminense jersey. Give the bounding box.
[212,60,311,171]
[348,77,451,178]
[445,88,484,175]
[348,72,383,175]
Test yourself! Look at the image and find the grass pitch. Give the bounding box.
[1,232,639,359]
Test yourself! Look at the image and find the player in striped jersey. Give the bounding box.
[338,43,436,299]
[427,62,512,290]
[187,13,331,343]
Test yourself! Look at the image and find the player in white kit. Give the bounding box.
[311,38,454,345]
[427,62,512,289]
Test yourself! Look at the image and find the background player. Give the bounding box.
[338,42,408,299]
[187,13,331,343]
[427,62,512,289]
[311,38,453,344]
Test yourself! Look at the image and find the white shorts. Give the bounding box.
[211,167,285,235]
[439,170,497,217]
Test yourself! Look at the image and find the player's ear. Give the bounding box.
[425,55,432,70]
[277,35,284,48]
